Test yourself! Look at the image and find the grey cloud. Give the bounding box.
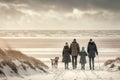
[0,0,120,30]
[0,0,120,12]
[0,3,24,20]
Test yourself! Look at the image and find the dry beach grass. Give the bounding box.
[0,46,48,77]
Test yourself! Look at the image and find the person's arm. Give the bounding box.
[94,43,98,55]
[68,47,71,54]
[87,43,89,53]
[70,44,72,54]
[79,52,81,56]
[62,47,65,57]
[77,43,80,53]
[85,52,87,56]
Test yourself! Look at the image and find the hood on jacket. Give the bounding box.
[72,39,77,43]
[64,45,69,48]
[89,41,95,45]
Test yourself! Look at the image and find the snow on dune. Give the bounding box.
[0,48,48,80]
[5,63,120,80]
[104,57,120,71]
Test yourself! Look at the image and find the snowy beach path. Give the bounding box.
[3,62,119,80]
[23,68,120,80]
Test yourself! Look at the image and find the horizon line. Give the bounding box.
[0,28,120,30]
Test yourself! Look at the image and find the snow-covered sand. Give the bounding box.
[1,62,119,80]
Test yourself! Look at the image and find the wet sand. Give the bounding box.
[0,37,120,48]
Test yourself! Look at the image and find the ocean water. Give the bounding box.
[0,30,120,63]
[0,30,120,38]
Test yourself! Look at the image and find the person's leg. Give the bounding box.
[65,62,66,69]
[72,56,75,69]
[92,57,94,70]
[66,62,68,69]
[75,56,77,69]
[68,63,69,69]
[82,64,84,70]
[81,64,82,70]
[89,57,92,70]
[83,64,85,70]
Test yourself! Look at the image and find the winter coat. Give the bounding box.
[79,51,87,64]
[70,41,80,56]
[62,46,71,63]
[87,42,98,58]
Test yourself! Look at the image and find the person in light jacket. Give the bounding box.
[70,39,80,69]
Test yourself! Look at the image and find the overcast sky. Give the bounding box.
[0,0,120,30]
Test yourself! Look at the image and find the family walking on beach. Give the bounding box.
[62,38,98,70]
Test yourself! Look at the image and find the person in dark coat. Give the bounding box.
[62,42,71,69]
[79,47,87,70]
[87,39,98,70]
[70,39,80,69]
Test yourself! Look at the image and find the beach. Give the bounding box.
[0,0,120,79]
[0,30,120,80]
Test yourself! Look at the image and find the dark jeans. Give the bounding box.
[89,57,94,70]
[72,56,77,69]
[65,62,69,69]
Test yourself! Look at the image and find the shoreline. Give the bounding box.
[1,37,120,39]
[0,37,120,48]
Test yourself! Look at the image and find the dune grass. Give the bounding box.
[0,48,48,75]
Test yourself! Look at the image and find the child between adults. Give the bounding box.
[79,47,87,70]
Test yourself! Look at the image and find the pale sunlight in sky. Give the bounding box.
[0,0,120,30]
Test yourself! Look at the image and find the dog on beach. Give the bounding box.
[51,57,59,68]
